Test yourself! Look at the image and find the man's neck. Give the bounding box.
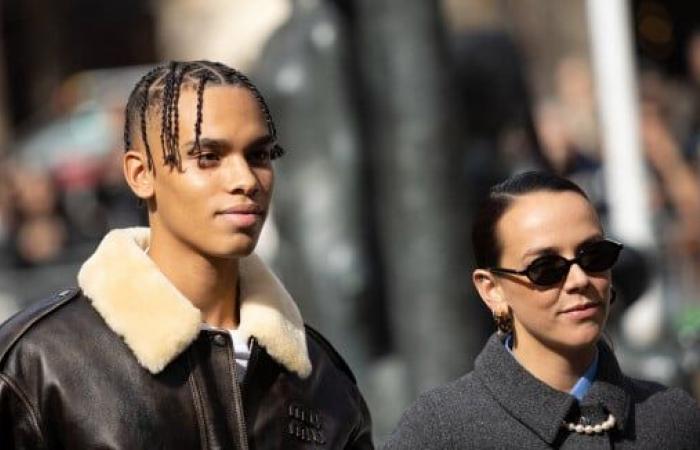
[147,230,240,329]
[511,331,597,393]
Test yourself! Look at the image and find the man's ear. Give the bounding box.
[473,269,508,315]
[123,150,154,200]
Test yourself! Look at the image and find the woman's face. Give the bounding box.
[139,85,275,259]
[492,190,611,353]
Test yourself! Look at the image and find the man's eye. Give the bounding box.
[196,153,220,167]
[248,149,271,164]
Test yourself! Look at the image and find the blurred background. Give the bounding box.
[1,0,700,442]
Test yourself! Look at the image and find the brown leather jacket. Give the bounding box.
[0,229,373,449]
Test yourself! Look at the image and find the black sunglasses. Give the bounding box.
[489,239,623,286]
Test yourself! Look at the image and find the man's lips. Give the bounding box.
[217,204,264,215]
[216,205,265,227]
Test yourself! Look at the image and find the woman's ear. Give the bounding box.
[123,150,154,200]
[473,269,508,314]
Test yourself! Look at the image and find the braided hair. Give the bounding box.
[123,60,284,170]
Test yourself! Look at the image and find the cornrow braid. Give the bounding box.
[123,66,158,151]
[123,60,285,171]
[194,72,211,153]
[124,66,163,169]
[163,63,179,166]
[170,64,187,168]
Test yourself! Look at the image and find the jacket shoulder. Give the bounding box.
[403,372,481,417]
[304,324,357,384]
[384,373,480,449]
[626,376,700,444]
[0,288,81,366]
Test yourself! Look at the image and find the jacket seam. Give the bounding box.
[223,334,249,450]
[186,348,210,450]
[0,372,47,447]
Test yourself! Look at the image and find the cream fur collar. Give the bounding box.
[77,227,311,378]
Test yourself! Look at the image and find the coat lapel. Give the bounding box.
[474,334,574,444]
[474,334,632,445]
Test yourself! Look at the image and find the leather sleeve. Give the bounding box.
[346,390,374,450]
[0,374,46,450]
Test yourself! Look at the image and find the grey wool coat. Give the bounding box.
[384,334,700,449]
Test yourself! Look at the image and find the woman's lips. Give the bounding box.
[561,302,602,320]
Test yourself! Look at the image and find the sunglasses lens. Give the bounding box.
[496,240,623,287]
[527,256,569,286]
[579,240,622,272]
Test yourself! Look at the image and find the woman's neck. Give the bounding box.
[511,331,598,393]
[147,231,240,329]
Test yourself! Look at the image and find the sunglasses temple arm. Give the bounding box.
[490,267,527,276]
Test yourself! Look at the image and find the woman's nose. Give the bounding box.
[563,262,591,291]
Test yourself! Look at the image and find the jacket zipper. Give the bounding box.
[225,332,249,450]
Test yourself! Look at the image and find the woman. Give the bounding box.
[384,171,700,449]
[0,61,373,449]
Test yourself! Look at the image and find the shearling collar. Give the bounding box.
[475,334,631,445]
[77,227,311,378]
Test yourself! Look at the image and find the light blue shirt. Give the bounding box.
[504,334,598,401]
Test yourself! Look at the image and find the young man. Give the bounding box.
[0,61,373,449]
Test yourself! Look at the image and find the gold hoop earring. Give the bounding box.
[493,310,513,335]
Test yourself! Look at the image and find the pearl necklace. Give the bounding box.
[562,414,616,434]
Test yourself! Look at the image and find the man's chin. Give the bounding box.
[211,237,259,259]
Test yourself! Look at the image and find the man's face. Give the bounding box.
[140,85,275,259]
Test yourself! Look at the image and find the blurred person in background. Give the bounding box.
[534,55,606,211]
[683,28,700,168]
[0,60,373,449]
[639,83,700,265]
[0,160,20,318]
[8,166,67,267]
[385,172,700,449]
[536,56,599,175]
[0,161,14,268]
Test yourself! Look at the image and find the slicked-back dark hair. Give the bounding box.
[123,60,284,170]
[471,171,590,269]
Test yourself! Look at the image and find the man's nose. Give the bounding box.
[225,157,259,196]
